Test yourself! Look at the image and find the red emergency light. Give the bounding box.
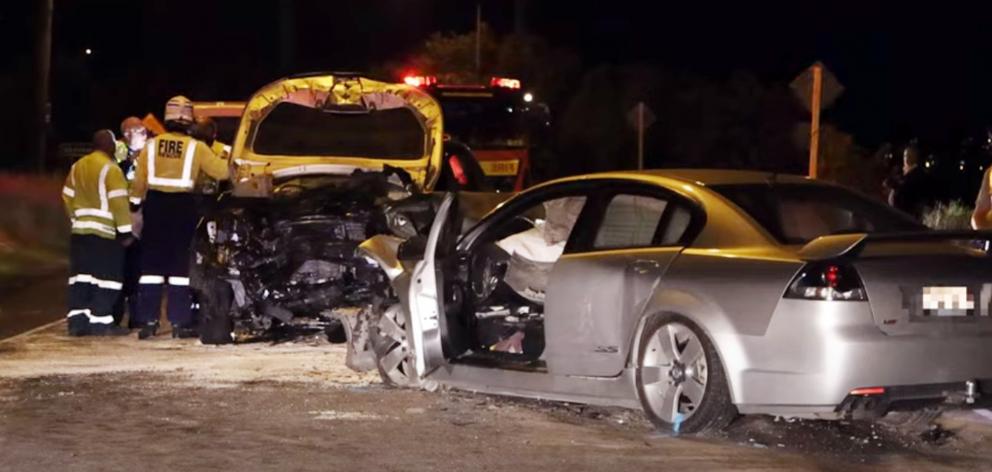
[490,77,521,89]
[404,75,437,87]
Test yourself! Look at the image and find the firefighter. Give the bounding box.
[112,116,148,327]
[190,116,231,160]
[130,96,230,339]
[62,130,133,337]
[116,116,147,182]
[973,166,992,230]
[189,116,230,195]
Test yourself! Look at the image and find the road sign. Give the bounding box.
[791,62,844,178]
[791,62,844,112]
[627,102,655,170]
[626,102,656,129]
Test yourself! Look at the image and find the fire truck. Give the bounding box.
[403,74,549,191]
[140,101,245,145]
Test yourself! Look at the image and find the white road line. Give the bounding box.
[973,408,992,423]
[0,319,66,344]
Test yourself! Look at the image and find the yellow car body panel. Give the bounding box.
[230,74,444,191]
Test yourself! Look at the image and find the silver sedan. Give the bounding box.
[357,170,992,434]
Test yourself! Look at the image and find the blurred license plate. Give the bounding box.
[479,160,519,176]
[922,286,974,316]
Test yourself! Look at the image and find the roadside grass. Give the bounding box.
[0,173,69,285]
[922,201,973,230]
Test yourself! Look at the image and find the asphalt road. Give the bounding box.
[1,324,991,471]
[0,272,66,340]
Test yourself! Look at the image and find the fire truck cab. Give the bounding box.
[403,75,550,191]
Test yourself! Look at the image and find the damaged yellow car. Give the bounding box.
[190,73,492,353]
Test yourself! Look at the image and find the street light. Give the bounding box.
[523,92,533,103]
[85,48,92,55]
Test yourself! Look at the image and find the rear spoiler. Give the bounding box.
[798,230,992,261]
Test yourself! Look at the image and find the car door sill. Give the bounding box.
[451,352,548,373]
[429,362,641,409]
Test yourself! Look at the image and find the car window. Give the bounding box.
[251,102,426,159]
[593,194,669,249]
[660,205,692,245]
[712,183,925,244]
[490,196,587,262]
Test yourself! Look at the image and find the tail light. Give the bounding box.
[786,262,867,301]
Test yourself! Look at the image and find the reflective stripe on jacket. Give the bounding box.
[130,132,230,205]
[62,151,133,240]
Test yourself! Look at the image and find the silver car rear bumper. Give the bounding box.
[722,299,992,417]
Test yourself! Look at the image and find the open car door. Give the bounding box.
[405,193,459,378]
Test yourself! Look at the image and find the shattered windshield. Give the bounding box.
[251,102,427,159]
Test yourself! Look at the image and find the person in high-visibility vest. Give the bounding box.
[62,130,134,337]
[973,167,992,230]
[111,116,148,328]
[115,116,147,182]
[191,116,231,160]
[189,116,231,195]
[130,96,230,339]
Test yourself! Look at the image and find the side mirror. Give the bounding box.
[397,235,429,262]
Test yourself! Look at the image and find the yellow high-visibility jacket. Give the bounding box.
[211,140,231,160]
[62,150,133,240]
[129,132,230,206]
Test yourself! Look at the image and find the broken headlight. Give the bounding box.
[385,207,417,239]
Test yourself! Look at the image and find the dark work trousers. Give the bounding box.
[112,240,141,327]
[68,234,125,328]
[136,191,199,327]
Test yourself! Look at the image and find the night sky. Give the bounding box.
[8,1,992,165]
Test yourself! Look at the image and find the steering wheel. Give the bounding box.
[470,243,510,303]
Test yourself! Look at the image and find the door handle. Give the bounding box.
[629,260,661,275]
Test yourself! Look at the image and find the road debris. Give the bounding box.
[310,410,390,421]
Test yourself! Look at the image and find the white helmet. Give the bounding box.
[164,95,194,124]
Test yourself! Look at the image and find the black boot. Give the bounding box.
[89,323,130,337]
[172,325,199,339]
[67,315,90,337]
[138,322,159,340]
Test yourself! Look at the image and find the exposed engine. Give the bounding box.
[194,171,434,338]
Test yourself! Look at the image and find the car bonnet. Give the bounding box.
[230,74,444,191]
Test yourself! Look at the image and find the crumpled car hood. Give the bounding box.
[231,74,444,191]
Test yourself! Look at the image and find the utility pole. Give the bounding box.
[36,0,53,172]
[637,104,645,170]
[626,102,655,171]
[791,62,842,179]
[514,0,527,34]
[475,2,482,79]
[277,0,295,74]
[808,63,823,179]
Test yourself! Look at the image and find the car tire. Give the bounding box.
[325,319,348,344]
[635,314,737,435]
[369,304,418,388]
[196,276,234,345]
